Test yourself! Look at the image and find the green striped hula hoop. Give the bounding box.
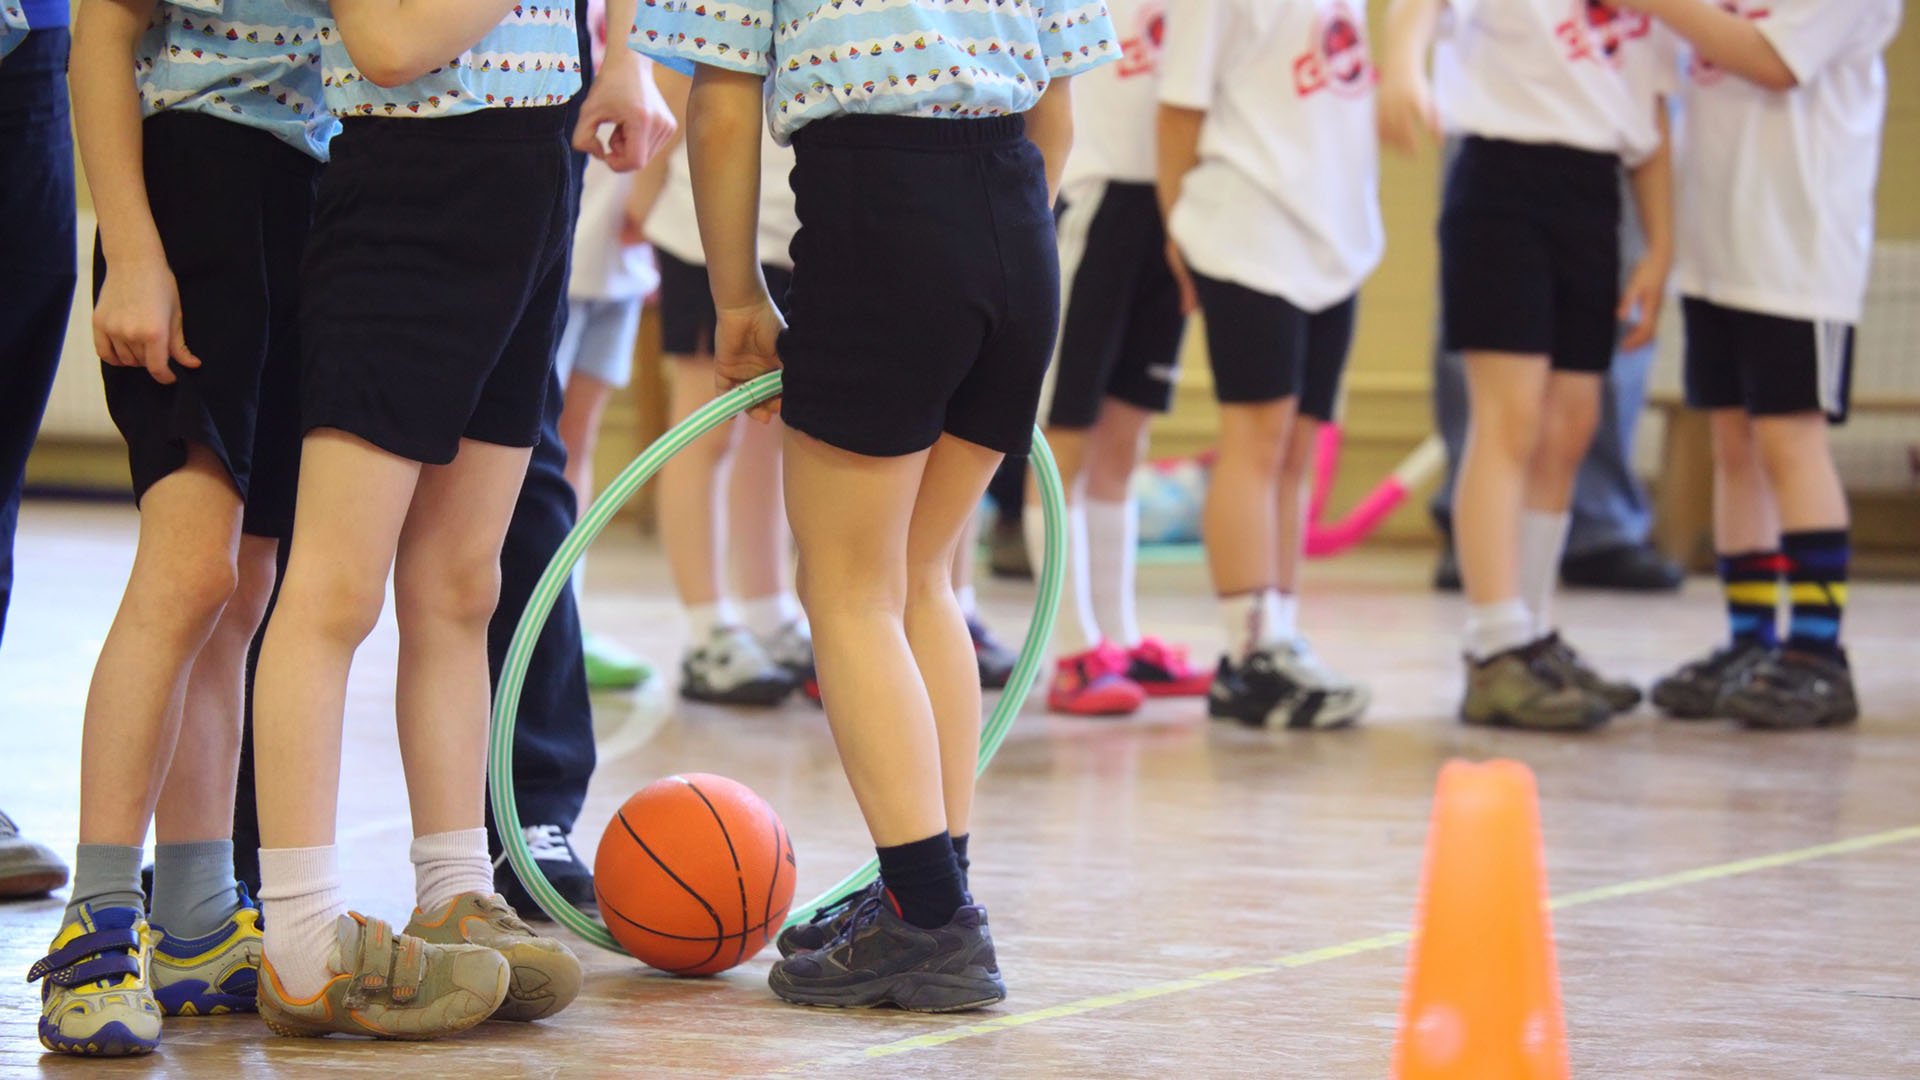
[488,370,1068,953]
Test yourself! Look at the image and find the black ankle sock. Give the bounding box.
[877,832,966,930]
[951,833,970,894]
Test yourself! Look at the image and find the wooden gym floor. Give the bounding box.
[2,500,1916,1078]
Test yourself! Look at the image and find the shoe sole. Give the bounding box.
[768,969,1007,1013]
[680,679,795,707]
[1047,696,1145,717]
[493,945,584,1022]
[39,1019,159,1057]
[154,976,260,1017]
[1261,690,1367,731]
[1651,684,1724,720]
[1730,702,1861,730]
[1139,682,1212,698]
[1460,705,1613,732]
[0,869,69,896]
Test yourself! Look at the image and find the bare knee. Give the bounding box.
[797,549,906,621]
[133,543,240,633]
[1751,414,1827,482]
[1710,411,1761,475]
[278,561,386,649]
[1219,402,1297,474]
[394,552,502,632]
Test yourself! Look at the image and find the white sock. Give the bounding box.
[1519,510,1572,636]
[686,599,738,643]
[739,593,803,639]
[1466,599,1535,660]
[1259,590,1299,647]
[410,828,493,914]
[1025,506,1100,656]
[258,845,346,999]
[1085,497,1142,648]
[954,585,977,619]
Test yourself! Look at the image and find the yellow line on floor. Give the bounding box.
[774,822,1920,1071]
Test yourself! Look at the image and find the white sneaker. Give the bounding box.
[1212,639,1369,730]
[679,625,798,706]
[759,620,815,680]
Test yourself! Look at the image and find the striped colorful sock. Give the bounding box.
[1782,529,1849,657]
[1718,550,1784,647]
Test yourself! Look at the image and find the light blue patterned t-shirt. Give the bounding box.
[310,1,582,119]
[135,0,338,161]
[1,0,66,62]
[629,0,1118,141]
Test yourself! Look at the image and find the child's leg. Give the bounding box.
[1082,400,1154,650]
[1753,413,1850,654]
[557,370,614,510]
[659,356,740,631]
[728,411,801,634]
[253,430,421,994]
[1272,416,1318,611]
[1454,351,1549,655]
[1205,399,1296,659]
[906,435,1004,845]
[1711,410,1783,646]
[71,447,243,920]
[1023,427,1099,655]
[1518,370,1603,634]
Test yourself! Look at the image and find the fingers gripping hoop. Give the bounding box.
[488,371,1069,953]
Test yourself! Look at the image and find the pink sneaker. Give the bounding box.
[1048,643,1147,716]
[1125,637,1212,697]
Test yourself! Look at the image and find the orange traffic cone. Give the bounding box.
[1391,759,1568,1080]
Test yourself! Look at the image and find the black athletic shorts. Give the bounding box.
[780,115,1057,458]
[1190,273,1355,421]
[1439,136,1621,374]
[1042,181,1185,428]
[95,112,318,540]
[1683,296,1854,423]
[300,106,575,465]
[654,248,793,357]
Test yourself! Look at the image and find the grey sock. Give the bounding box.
[62,844,145,927]
[150,840,244,939]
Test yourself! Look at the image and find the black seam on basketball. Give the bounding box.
[617,810,726,971]
[598,893,781,942]
[763,817,784,945]
[681,779,753,971]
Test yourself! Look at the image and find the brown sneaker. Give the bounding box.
[1538,631,1643,713]
[258,913,507,1040]
[404,893,581,1022]
[1461,643,1613,731]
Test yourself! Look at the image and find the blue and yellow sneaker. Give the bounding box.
[27,906,164,1056]
[151,889,263,1016]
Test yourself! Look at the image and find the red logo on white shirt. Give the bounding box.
[1689,1,1768,83]
[1293,2,1373,98]
[1115,0,1166,79]
[1557,0,1651,68]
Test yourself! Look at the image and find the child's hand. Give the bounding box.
[93,256,199,386]
[714,297,786,423]
[1377,67,1440,156]
[573,52,677,172]
[1165,240,1200,317]
[1617,252,1671,350]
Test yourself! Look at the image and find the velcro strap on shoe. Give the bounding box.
[387,935,427,1004]
[355,917,396,993]
[43,954,142,988]
[26,928,141,983]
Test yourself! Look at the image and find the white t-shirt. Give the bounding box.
[1673,0,1899,323]
[1159,0,1384,312]
[1434,0,1677,166]
[569,158,661,302]
[645,128,800,270]
[1061,0,1166,197]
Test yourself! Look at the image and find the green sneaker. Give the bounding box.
[404,892,581,1022]
[584,632,652,691]
[151,889,262,1016]
[1461,642,1612,732]
[258,913,507,1040]
[29,906,164,1056]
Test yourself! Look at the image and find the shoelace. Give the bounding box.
[804,881,882,927]
[473,895,535,935]
[826,893,888,950]
[523,825,571,863]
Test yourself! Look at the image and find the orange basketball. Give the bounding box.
[593,773,797,976]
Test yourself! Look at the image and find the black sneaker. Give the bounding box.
[1651,639,1770,719]
[1722,648,1859,730]
[775,880,885,958]
[1537,632,1642,713]
[768,895,1006,1012]
[493,825,597,922]
[1559,542,1685,592]
[970,617,1017,690]
[1207,644,1368,729]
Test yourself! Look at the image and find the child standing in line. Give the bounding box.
[1029,0,1214,718]
[247,0,662,1039]
[636,63,812,707]
[1636,0,1899,728]
[1381,0,1675,731]
[30,0,335,1056]
[1158,0,1384,730]
[632,0,1116,1010]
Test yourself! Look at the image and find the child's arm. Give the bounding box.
[619,63,687,244]
[69,0,199,384]
[1154,104,1203,314]
[1613,0,1795,89]
[329,0,533,88]
[573,0,678,170]
[685,64,781,419]
[1024,76,1074,205]
[1619,100,1674,350]
[1377,0,1445,155]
